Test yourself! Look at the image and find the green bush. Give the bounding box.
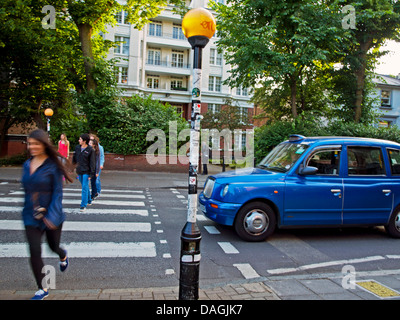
[0,152,28,166]
[255,119,400,162]
[80,92,188,155]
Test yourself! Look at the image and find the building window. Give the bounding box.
[237,106,248,122]
[236,86,248,96]
[114,36,130,55]
[148,21,162,37]
[208,76,222,92]
[147,76,159,89]
[171,79,183,89]
[114,66,128,84]
[381,90,391,108]
[147,49,161,65]
[208,104,221,114]
[173,25,185,40]
[378,120,393,128]
[210,49,222,66]
[172,52,184,68]
[115,10,130,24]
[210,49,222,65]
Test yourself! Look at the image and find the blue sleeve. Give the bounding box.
[99,145,105,167]
[45,166,65,227]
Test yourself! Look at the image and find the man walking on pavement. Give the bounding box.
[72,133,95,212]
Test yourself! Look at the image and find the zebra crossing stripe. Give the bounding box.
[0,198,145,207]
[0,206,149,216]
[9,191,145,199]
[0,242,156,258]
[64,188,144,194]
[0,220,151,232]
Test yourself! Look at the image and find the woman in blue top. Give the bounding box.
[22,129,73,300]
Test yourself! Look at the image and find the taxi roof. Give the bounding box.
[286,135,400,148]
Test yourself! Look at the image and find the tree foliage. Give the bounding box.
[212,0,343,119]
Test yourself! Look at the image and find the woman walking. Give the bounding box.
[22,129,73,300]
[57,133,70,159]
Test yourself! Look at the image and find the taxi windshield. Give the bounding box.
[257,143,309,173]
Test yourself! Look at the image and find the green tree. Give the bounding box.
[212,0,343,119]
[331,0,400,123]
[0,0,81,151]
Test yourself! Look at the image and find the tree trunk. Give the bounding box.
[77,23,96,91]
[0,116,16,157]
[289,75,298,118]
[353,39,372,123]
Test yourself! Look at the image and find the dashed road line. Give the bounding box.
[218,242,239,254]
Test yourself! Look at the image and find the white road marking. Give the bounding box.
[0,220,151,232]
[204,226,220,234]
[0,197,145,207]
[10,191,145,199]
[0,242,156,258]
[233,263,260,279]
[0,206,148,216]
[267,255,386,275]
[218,242,239,254]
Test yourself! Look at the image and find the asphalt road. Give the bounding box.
[1,180,400,293]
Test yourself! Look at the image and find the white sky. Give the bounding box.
[374,40,400,76]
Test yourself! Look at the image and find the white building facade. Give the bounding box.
[104,0,253,123]
[372,74,400,128]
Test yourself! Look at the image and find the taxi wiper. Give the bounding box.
[265,166,286,172]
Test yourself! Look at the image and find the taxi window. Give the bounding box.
[307,149,340,175]
[347,147,385,176]
[387,148,400,175]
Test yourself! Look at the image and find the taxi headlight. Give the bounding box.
[203,178,215,198]
[222,184,229,197]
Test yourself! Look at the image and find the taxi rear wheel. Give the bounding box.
[385,206,400,238]
[234,202,276,242]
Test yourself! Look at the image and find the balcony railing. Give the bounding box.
[146,60,191,69]
[147,32,186,41]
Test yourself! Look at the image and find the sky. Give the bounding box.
[375,40,400,76]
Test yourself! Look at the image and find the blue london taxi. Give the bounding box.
[199,135,400,241]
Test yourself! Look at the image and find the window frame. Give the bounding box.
[346,146,386,177]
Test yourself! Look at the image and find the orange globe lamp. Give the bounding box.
[182,8,216,41]
[44,108,53,134]
[44,108,54,117]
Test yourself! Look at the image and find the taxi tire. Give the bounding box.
[234,202,276,242]
[385,206,400,238]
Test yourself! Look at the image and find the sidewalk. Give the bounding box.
[1,165,399,300]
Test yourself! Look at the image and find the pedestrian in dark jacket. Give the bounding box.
[72,133,96,212]
[22,129,73,300]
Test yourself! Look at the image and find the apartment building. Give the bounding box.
[104,0,253,128]
[372,74,400,128]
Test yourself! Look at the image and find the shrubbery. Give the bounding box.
[255,117,400,161]
[79,91,188,155]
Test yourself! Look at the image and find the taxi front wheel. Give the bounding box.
[234,202,276,242]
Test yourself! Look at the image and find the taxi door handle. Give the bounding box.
[382,189,391,196]
[331,189,342,198]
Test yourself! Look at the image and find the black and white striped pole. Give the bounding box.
[179,8,216,300]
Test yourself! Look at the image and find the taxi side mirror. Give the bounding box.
[299,166,318,175]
